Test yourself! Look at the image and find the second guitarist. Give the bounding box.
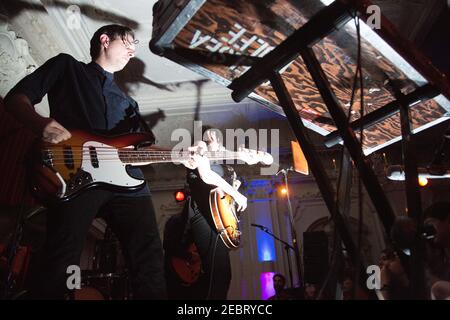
[167,127,247,300]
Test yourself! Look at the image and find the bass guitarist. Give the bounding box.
[4,24,167,300]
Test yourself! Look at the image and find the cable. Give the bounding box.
[354,13,366,301]
[316,11,365,300]
[206,232,221,300]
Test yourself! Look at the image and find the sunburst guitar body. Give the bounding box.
[209,188,241,250]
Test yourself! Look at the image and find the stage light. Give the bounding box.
[280,187,288,195]
[418,177,429,187]
[291,141,309,175]
[174,191,186,202]
[387,165,450,181]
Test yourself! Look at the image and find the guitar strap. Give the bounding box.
[179,196,196,246]
[136,109,152,134]
[130,99,156,144]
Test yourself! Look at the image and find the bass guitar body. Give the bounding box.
[30,130,155,204]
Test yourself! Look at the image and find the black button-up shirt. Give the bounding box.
[6,53,150,196]
[187,164,235,219]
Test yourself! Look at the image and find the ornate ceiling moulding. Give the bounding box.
[0,21,37,96]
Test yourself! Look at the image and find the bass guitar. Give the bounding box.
[30,130,273,203]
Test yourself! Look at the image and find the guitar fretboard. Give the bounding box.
[118,149,242,164]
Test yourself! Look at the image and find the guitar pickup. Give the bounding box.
[89,146,99,168]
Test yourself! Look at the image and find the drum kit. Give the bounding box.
[74,227,130,300]
[1,207,130,300]
[75,271,129,300]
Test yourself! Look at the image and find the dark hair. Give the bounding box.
[390,216,417,249]
[201,125,213,137]
[90,24,135,60]
[201,125,222,143]
[381,246,396,259]
[273,273,285,282]
[424,202,450,221]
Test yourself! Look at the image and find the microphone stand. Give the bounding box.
[279,168,303,288]
[254,226,296,288]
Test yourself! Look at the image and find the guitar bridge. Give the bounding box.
[42,149,54,167]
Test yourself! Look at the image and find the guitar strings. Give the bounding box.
[41,153,247,164]
[41,149,262,161]
[44,159,246,164]
[41,152,243,159]
[39,146,267,164]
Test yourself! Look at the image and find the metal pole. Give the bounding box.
[300,47,396,233]
[281,170,303,287]
[387,79,427,300]
[269,71,366,286]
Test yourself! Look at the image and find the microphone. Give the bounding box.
[276,166,294,176]
[251,223,268,231]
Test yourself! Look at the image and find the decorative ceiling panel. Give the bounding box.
[151,0,450,153]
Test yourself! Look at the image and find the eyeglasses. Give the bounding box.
[122,38,139,50]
